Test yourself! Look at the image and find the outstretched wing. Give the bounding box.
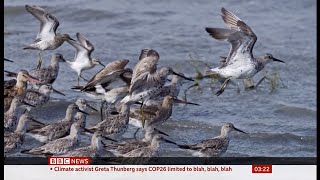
[66,39,89,63]
[25,5,60,39]
[205,8,257,67]
[77,32,95,56]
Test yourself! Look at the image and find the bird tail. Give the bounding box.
[4,70,17,78]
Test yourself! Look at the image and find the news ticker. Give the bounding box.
[48,157,272,173]
[4,157,316,165]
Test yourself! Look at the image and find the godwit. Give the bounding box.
[4,70,41,111]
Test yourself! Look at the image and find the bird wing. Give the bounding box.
[4,79,17,90]
[130,107,157,121]
[129,49,159,94]
[25,5,59,39]
[24,90,47,106]
[66,39,90,63]
[76,32,95,55]
[83,59,129,89]
[205,8,257,67]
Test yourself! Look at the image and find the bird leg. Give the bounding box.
[255,76,267,89]
[216,77,231,96]
[133,128,140,141]
[80,75,89,82]
[140,102,146,128]
[100,100,106,121]
[77,76,80,86]
[37,51,42,69]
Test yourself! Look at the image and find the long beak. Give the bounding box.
[234,127,247,134]
[79,109,90,115]
[69,37,76,41]
[22,101,36,108]
[161,137,178,145]
[173,97,200,106]
[102,136,118,143]
[60,56,66,62]
[154,128,169,136]
[26,75,41,84]
[170,70,194,81]
[98,61,105,67]
[4,58,14,62]
[87,103,98,112]
[29,117,46,126]
[273,58,285,63]
[52,88,65,96]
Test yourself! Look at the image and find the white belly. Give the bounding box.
[214,62,257,79]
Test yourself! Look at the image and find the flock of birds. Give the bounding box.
[4,5,285,158]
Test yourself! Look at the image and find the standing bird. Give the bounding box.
[4,96,36,132]
[122,134,173,157]
[105,128,169,156]
[4,54,66,88]
[27,104,89,143]
[57,132,115,157]
[144,73,185,107]
[169,123,247,157]
[66,32,105,85]
[4,110,40,155]
[29,53,66,87]
[24,5,74,68]
[22,122,82,156]
[75,98,98,112]
[205,7,285,96]
[24,84,65,109]
[87,103,131,140]
[129,95,199,128]
[4,70,40,111]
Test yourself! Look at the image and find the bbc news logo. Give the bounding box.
[48,157,90,165]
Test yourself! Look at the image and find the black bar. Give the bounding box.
[4,157,317,165]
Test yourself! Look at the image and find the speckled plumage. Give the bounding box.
[4,110,34,155]
[174,123,247,157]
[27,103,86,142]
[23,122,81,156]
[88,103,131,139]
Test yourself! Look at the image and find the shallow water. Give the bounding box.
[4,0,316,157]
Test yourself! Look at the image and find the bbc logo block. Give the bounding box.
[48,157,90,165]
